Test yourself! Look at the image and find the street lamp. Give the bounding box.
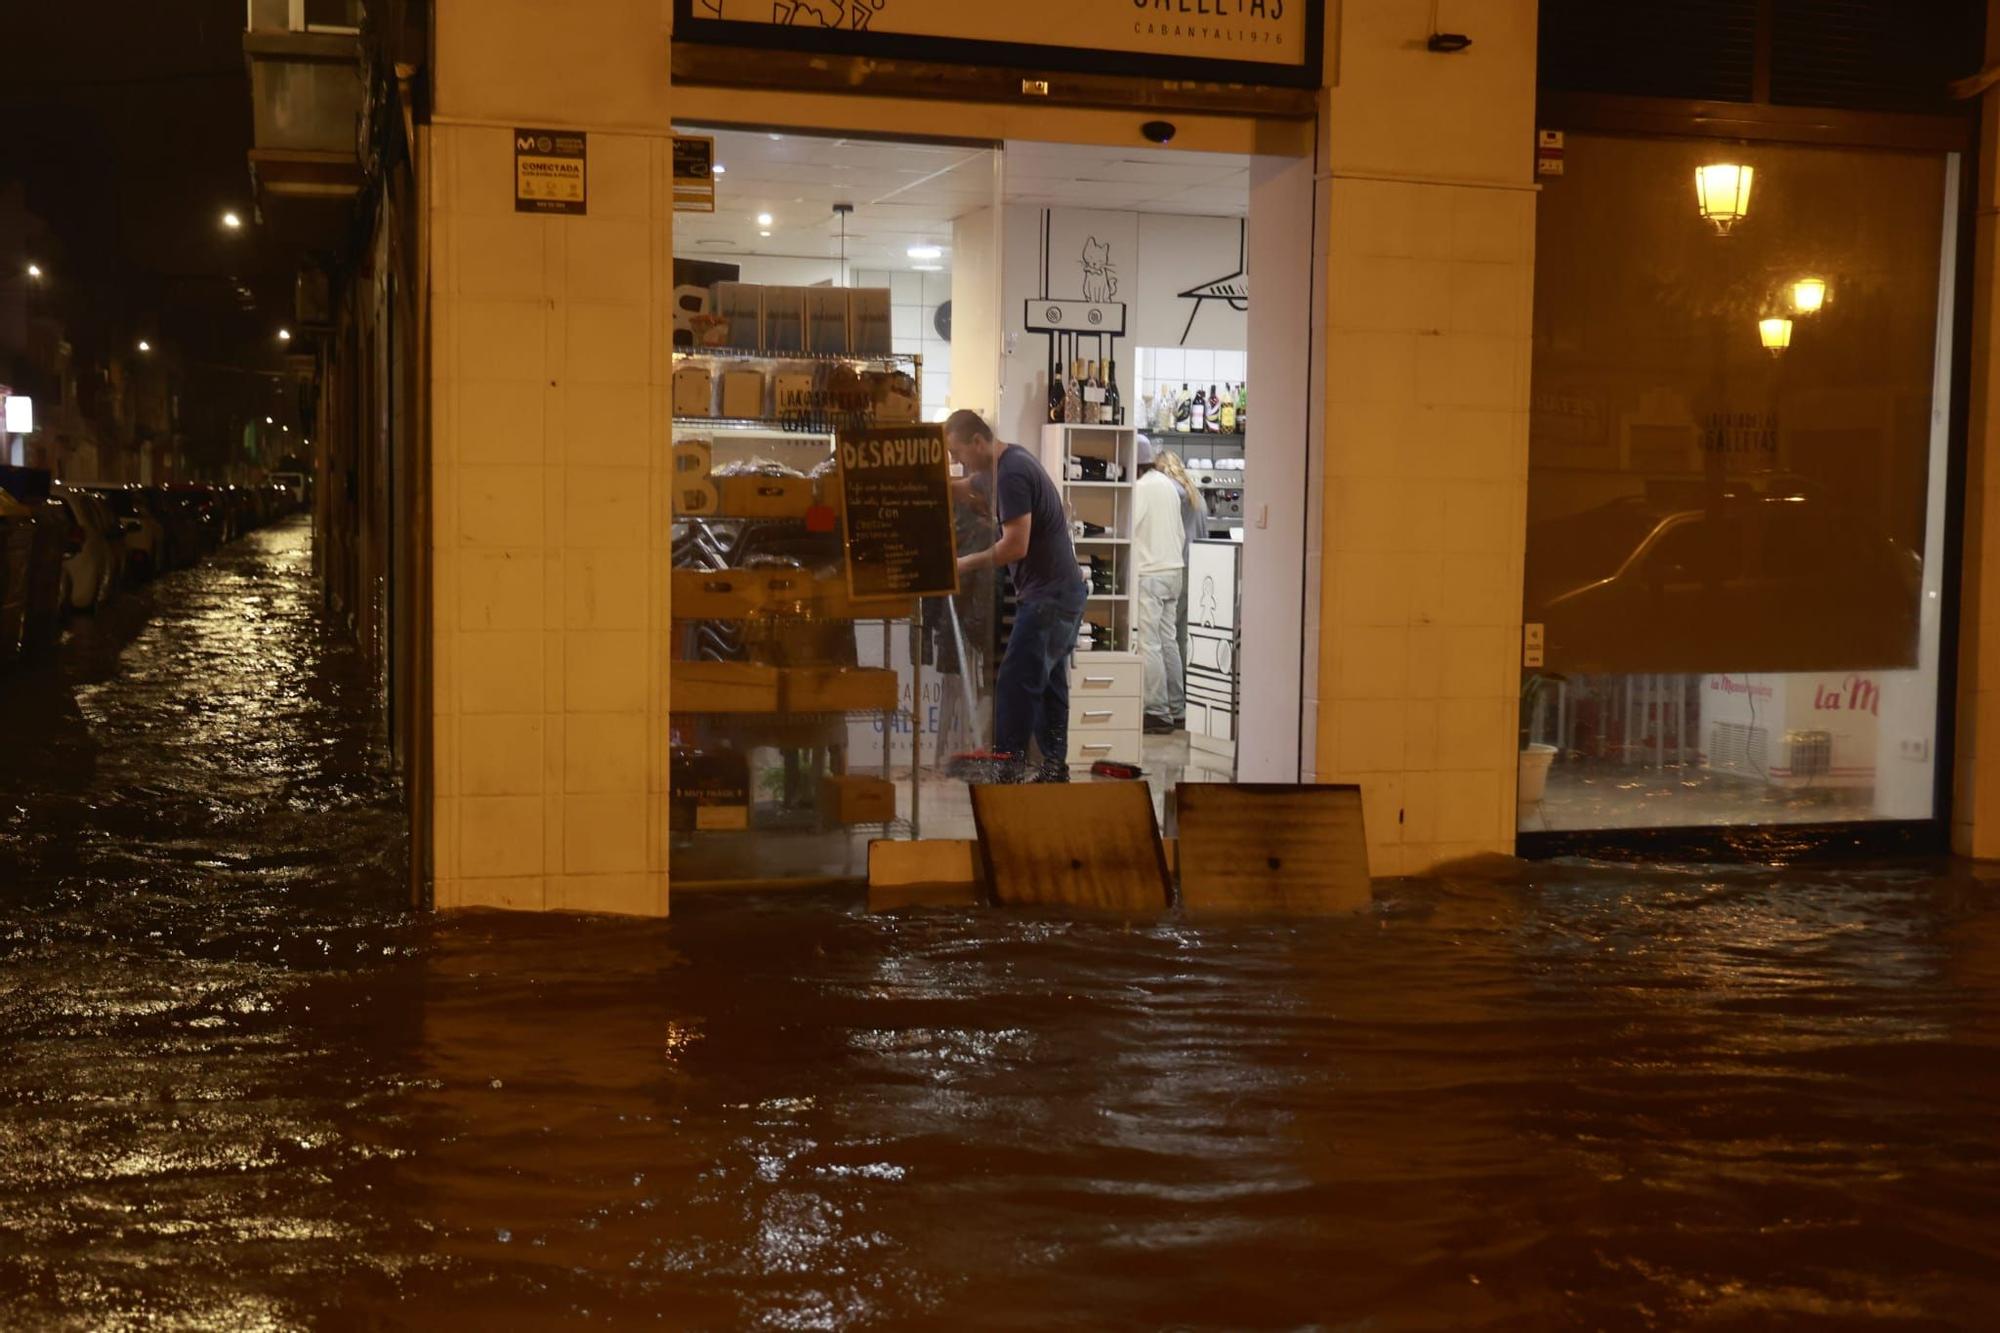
[1791,277,1828,314]
[25,262,41,280]
[1758,316,1792,354]
[222,211,243,230]
[1695,163,1754,234]
[277,328,291,342]
[137,339,152,353]
[265,416,274,424]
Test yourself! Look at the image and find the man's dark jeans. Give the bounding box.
[993,585,1087,771]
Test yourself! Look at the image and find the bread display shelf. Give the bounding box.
[670,663,900,716]
[671,569,917,623]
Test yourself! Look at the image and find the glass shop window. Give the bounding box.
[1521,133,1957,833]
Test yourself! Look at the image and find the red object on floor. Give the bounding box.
[1090,760,1144,780]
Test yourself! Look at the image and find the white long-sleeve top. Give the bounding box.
[1133,469,1187,576]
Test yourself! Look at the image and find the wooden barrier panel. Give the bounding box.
[970,782,1172,911]
[1174,784,1371,914]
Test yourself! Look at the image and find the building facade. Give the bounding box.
[281,0,2000,914]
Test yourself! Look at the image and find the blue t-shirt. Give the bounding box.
[989,443,1082,604]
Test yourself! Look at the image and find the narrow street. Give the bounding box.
[1,519,1999,1328]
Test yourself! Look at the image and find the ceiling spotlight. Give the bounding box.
[711,164,725,176]
[25,262,41,279]
[222,211,243,230]
[756,212,774,226]
[907,245,944,260]
[759,230,772,238]
[277,328,292,342]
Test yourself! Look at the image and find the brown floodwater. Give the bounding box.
[4,520,2000,1329]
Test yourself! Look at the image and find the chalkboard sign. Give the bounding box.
[836,426,959,602]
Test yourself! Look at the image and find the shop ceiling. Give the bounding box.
[673,128,1249,270]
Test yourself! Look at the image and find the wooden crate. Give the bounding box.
[782,666,899,713]
[714,474,816,518]
[670,661,782,714]
[672,569,770,621]
[820,774,897,825]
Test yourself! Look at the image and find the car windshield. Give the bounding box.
[1525,498,1666,592]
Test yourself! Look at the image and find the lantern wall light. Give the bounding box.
[1791,277,1828,314]
[1695,163,1754,234]
[1759,317,1793,353]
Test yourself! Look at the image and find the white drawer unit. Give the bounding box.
[1070,694,1141,735]
[1072,654,1144,699]
[1067,650,1143,768]
[1069,733,1143,766]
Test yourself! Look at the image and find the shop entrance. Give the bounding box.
[669,121,1313,879]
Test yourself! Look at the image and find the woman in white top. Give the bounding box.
[1133,435,1202,734]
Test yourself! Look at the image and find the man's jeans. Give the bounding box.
[1138,570,1185,727]
[994,585,1087,768]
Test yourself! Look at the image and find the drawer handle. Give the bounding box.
[1081,710,1114,720]
[1081,743,1113,753]
[1082,675,1116,684]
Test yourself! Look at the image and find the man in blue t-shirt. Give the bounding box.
[945,410,1087,781]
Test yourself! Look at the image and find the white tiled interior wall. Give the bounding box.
[857,268,954,422]
[1135,347,1249,429]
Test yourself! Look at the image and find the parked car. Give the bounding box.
[141,487,203,571]
[52,488,123,613]
[166,483,227,552]
[0,497,34,666]
[1526,492,1922,674]
[0,467,69,654]
[269,470,308,506]
[84,485,167,581]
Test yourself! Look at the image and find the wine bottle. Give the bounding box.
[1219,382,1237,433]
[1205,385,1220,432]
[1174,384,1193,434]
[1236,381,1247,434]
[1048,364,1066,424]
[1064,358,1083,424]
[1104,359,1123,426]
[1082,360,1105,425]
[1191,383,1207,433]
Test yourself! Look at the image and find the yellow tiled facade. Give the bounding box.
[427,0,675,914]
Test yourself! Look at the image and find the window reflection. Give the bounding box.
[1522,134,1954,830]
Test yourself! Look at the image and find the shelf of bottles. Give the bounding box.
[669,348,929,885]
[1038,422,1140,656]
[1140,380,1249,537]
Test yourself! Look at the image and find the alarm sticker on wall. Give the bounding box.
[515,128,587,215]
[1537,129,1565,178]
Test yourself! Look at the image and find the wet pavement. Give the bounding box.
[6,519,2000,1328]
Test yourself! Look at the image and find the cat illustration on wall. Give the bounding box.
[1080,237,1119,304]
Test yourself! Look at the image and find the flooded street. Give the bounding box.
[1,520,1999,1328]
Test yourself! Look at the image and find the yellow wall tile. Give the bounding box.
[556,873,663,916]
[564,467,650,550]
[460,796,545,879]
[564,714,648,794]
[565,631,647,713]
[459,714,546,797]
[458,550,545,630]
[458,631,544,714]
[454,298,548,386]
[460,464,547,548]
[564,795,650,875]
[563,550,648,631]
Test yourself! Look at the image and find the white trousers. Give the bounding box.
[1137,570,1185,726]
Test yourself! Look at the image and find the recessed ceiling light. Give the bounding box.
[711,163,725,175]
[912,264,944,272]
[768,133,782,141]
[756,212,773,226]
[759,230,772,237]
[907,245,944,260]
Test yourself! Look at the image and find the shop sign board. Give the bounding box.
[673,135,717,213]
[836,426,959,601]
[677,0,1321,89]
[514,128,587,215]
